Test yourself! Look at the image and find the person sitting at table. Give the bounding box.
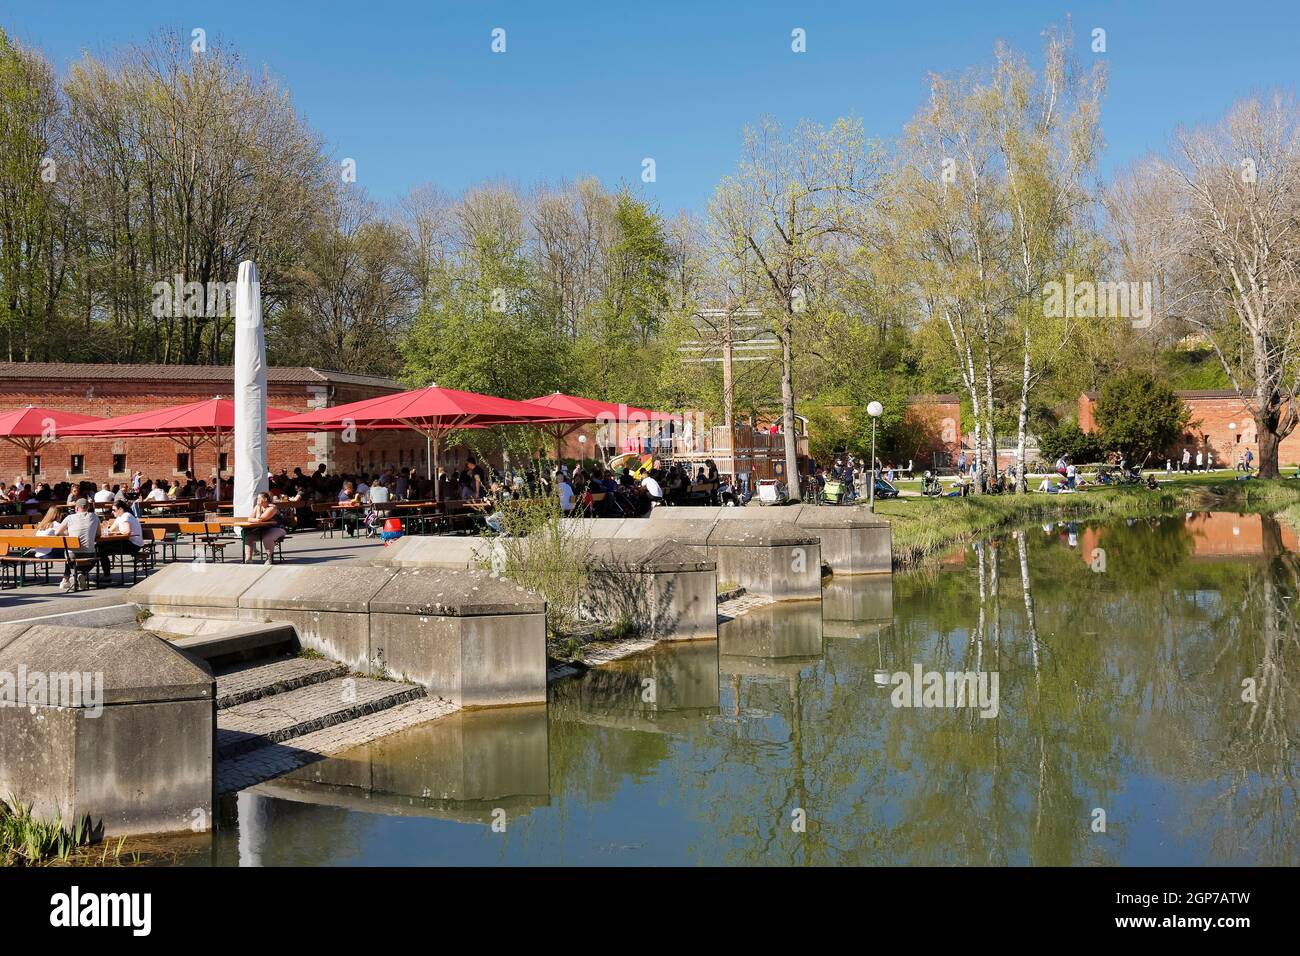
[244,491,287,564]
[146,480,169,502]
[99,500,145,580]
[55,498,100,592]
[338,481,359,504]
[32,506,61,559]
[555,469,574,515]
[93,484,115,504]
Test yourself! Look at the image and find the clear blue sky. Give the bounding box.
[6,1,1298,214]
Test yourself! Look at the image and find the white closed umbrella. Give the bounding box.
[233,260,269,518]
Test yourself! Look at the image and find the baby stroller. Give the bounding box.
[821,477,849,505]
[873,477,900,500]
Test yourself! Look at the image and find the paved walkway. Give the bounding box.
[0,530,385,623]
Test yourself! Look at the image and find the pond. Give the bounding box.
[185,511,1300,865]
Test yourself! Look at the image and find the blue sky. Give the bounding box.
[6,1,1298,214]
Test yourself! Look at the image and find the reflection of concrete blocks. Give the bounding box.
[368,569,547,707]
[0,625,214,837]
[259,704,551,824]
[822,576,894,639]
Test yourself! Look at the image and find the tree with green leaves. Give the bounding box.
[1094,369,1190,462]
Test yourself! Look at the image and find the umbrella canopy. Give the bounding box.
[269,384,584,493]
[61,398,296,485]
[522,392,676,465]
[62,398,296,439]
[0,406,105,488]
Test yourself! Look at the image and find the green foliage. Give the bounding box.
[1,797,92,866]
[1038,419,1106,464]
[1095,369,1191,461]
[489,496,592,638]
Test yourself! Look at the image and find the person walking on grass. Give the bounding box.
[1181,448,1191,473]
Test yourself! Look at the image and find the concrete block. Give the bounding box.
[369,569,547,707]
[370,535,500,570]
[128,562,271,618]
[237,565,396,670]
[0,625,214,837]
[579,539,718,640]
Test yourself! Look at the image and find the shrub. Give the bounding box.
[487,496,592,638]
[1095,370,1191,462]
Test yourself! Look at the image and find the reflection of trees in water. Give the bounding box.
[539,512,1296,865]
[1198,514,1300,865]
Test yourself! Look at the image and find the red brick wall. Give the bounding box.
[1077,391,1300,467]
[904,398,962,467]
[0,377,429,487]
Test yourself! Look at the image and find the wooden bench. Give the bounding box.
[0,535,98,589]
[176,522,235,562]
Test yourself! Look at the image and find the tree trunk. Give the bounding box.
[1257,417,1282,479]
[780,313,800,500]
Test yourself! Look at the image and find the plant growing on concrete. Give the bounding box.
[0,797,91,866]
[488,496,592,639]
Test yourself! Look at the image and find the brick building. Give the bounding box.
[0,363,427,486]
[1078,389,1300,468]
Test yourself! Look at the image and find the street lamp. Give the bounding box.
[867,401,883,513]
[577,433,587,472]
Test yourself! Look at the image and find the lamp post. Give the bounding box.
[867,401,883,513]
[578,433,587,472]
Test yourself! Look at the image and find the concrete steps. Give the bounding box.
[216,675,426,759]
[215,655,349,709]
[159,620,298,668]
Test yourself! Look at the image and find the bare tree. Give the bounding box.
[710,116,879,499]
[1148,94,1300,477]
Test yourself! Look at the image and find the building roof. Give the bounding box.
[1082,389,1240,401]
[0,363,403,392]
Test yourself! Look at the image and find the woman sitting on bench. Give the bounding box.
[244,492,287,564]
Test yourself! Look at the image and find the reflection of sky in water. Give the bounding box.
[179,513,1297,866]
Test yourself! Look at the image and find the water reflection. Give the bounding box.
[184,511,1297,865]
[822,576,893,640]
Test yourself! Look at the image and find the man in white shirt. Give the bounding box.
[555,473,574,514]
[368,481,390,504]
[641,472,664,507]
[93,485,115,504]
[55,498,100,591]
[146,482,168,501]
[97,500,145,581]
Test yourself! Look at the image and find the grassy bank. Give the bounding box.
[874,475,1300,569]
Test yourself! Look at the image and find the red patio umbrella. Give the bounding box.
[0,406,105,489]
[61,398,297,482]
[523,392,670,465]
[269,384,583,497]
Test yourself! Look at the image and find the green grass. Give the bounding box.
[874,475,1300,569]
[0,798,96,866]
